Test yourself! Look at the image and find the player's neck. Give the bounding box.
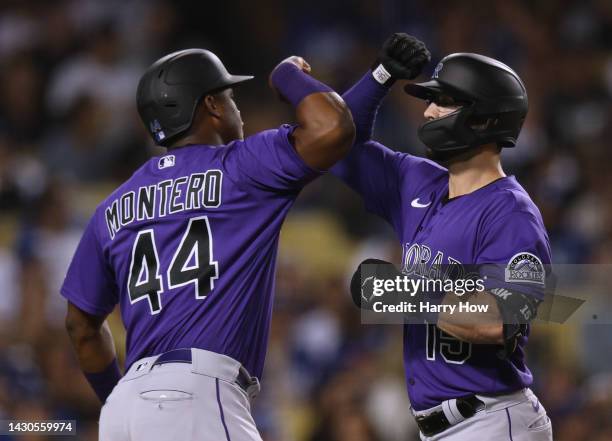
[170,132,225,148]
[447,148,505,198]
[170,119,227,148]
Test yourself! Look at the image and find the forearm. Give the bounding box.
[437,291,504,344]
[270,61,354,169]
[68,320,117,372]
[341,71,391,142]
[66,303,121,402]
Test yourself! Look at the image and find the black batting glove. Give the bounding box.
[371,33,431,86]
[350,258,403,310]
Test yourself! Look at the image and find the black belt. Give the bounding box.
[152,348,255,393]
[415,395,485,437]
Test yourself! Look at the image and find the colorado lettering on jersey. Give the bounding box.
[105,170,223,239]
[401,242,465,280]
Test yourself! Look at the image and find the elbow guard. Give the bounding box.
[490,288,540,358]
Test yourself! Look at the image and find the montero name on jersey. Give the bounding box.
[105,170,223,240]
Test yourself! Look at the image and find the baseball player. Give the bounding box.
[332,34,553,440]
[61,49,354,441]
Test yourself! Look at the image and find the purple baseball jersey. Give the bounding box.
[61,125,322,378]
[332,140,551,410]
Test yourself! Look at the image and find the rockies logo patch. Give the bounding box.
[505,252,544,285]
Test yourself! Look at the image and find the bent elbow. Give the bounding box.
[295,92,356,169]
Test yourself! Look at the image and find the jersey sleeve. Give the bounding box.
[476,210,551,301]
[222,124,324,193]
[60,213,118,316]
[330,140,406,227]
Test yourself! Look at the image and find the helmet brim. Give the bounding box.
[206,74,254,95]
[403,80,444,101]
[226,74,254,87]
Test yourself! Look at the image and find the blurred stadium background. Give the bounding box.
[0,0,611,440]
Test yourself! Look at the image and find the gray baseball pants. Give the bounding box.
[99,348,263,441]
[416,388,553,441]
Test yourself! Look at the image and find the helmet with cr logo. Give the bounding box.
[404,53,528,157]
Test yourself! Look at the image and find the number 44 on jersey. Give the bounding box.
[128,216,219,315]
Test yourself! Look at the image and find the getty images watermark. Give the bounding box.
[364,273,487,314]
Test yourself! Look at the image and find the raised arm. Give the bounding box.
[328,34,431,226]
[342,33,430,143]
[269,57,355,170]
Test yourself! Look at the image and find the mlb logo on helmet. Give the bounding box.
[158,155,175,169]
[149,119,166,142]
[432,62,443,79]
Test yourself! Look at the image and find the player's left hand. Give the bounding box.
[374,32,431,82]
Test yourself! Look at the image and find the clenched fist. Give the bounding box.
[373,33,431,84]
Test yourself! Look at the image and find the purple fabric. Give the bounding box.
[331,76,551,410]
[340,70,391,143]
[61,125,323,378]
[84,358,121,403]
[269,62,332,108]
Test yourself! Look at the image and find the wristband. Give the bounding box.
[270,62,333,108]
[371,63,394,86]
[84,358,122,403]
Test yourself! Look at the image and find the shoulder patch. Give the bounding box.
[505,252,544,285]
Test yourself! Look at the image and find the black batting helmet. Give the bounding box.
[136,49,253,146]
[404,53,528,153]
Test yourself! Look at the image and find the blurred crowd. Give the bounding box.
[0,0,611,440]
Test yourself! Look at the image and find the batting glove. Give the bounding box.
[350,258,404,310]
[372,33,431,85]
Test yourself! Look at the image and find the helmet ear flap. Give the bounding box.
[471,111,526,149]
[466,115,495,132]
